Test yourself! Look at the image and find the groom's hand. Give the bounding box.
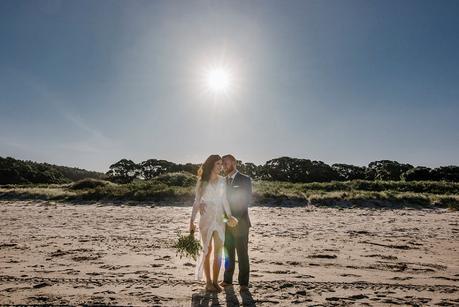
[199,201,207,215]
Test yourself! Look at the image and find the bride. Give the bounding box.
[189,154,238,292]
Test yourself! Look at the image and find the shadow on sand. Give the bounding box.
[191,290,220,306]
[191,286,256,307]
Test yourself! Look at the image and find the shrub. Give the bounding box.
[70,178,112,190]
[402,166,433,181]
[153,172,197,187]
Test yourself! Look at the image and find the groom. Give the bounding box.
[200,154,252,291]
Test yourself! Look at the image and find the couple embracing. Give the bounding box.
[189,154,252,293]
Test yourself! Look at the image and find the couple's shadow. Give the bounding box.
[191,285,256,307]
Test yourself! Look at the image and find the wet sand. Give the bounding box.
[0,200,458,306]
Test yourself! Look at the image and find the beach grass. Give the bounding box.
[1,173,458,208]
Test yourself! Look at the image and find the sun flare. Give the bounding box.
[204,66,232,95]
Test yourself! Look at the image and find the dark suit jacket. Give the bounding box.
[226,171,252,231]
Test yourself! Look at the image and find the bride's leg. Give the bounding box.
[203,237,216,291]
[212,231,223,291]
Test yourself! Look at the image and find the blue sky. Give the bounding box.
[1,0,458,172]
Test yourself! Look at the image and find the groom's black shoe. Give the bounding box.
[219,281,232,287]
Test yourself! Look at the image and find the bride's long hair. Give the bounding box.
[197,154,221,194]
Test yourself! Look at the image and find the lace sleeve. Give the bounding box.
[190,180,201,223]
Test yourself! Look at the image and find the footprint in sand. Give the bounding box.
[308,254,337,259]
[340,273,361,277]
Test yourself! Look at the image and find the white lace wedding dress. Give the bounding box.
[190,176,232,281]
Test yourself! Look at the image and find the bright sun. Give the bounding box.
[205,66,232,95]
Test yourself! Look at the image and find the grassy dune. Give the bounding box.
[254,180,459,209]
[0,173,458,210]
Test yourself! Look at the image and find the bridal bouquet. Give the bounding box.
[173,230,202,261]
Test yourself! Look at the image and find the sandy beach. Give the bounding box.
[0,200,458,306]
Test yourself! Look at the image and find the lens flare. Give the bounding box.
[205,66,232,95]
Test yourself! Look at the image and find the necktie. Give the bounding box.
[226,176,232,185]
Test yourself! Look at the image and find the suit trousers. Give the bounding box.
[223,225,250,286]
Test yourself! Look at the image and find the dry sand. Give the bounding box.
[0,200,458,306]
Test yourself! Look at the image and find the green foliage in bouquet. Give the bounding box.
[173,231,202,260]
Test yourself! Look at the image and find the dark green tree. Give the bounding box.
[140,159,178,180]
[238,162,260,179]
[106,159,139,183]
[431,166,459,181]
[261,157,340,182]
[332,163,367,180]
[367,160,413,181]
[402,166,433,181]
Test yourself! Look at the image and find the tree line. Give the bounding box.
[1,155,457,185]
[106,157,459,183]
[0,156,106,184]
